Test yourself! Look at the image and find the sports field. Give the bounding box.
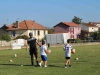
[0,45,100,75]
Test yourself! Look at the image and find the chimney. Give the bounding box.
[16,21,19,28]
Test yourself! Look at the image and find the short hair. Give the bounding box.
[29,32,33,36]
[42,40,45,45]
[67,39,71,43]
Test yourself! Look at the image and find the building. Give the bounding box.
[54,22,81,39]
[1,20,48,40]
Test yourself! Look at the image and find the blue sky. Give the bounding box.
[0,0,100,27]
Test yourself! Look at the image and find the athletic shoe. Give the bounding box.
[64,65,67,68]
[44,65,47,67]
[39,63,42,67]
[65,66,67,68]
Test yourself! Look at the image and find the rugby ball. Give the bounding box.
[71,49,75,54]
[48,50,51,54]
[9,60,13,62]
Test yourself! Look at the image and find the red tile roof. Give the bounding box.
[82,22,97,27]
[61,22,79,27]
[92,22,100,24]
[7,20,48,30]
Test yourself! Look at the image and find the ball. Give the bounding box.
[71,49,75,54]
[48,50,51,54]
[75,58,79,60]
[14,54,17,57]
[9,60,13,62]
[21,65,23,66]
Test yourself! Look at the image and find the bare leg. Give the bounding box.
[65,59,69,65]
[34,53,39,65]
[44,61,47,67]
[39,61,43,67]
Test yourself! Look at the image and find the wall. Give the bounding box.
[8,29,48,40]
[89,27,98,32]
[68,26,81,39]
[96,24,100,27]
[8,30,28,37]
[80,24,89,31]
[27,30,48,40]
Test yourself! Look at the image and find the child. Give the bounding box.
[39,40,50,67]
[63,39,73,68]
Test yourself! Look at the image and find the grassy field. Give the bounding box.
[0,45,100,75]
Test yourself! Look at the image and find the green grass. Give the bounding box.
[0,45,100,75]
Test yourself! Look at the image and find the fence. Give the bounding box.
[0,40,100,50]
[0,40,27,47]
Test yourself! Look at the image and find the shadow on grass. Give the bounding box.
[0,64,64,68]
[0,64,32,66]
[48,65,63,68]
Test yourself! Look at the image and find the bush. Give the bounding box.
[15,35,28,40]
[75,39,81,43]
[0,34,11,41]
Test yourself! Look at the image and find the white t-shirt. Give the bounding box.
[40,45,47,56]
[63,44,73,57]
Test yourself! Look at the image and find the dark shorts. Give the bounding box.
[41,55,48,61]
[29,48,38,55]
[65,57,70,59]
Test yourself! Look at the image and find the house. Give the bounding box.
[80,22,99,39]
[54,22,81,39]
[1,20,48,40]
[80,22,99,32]
[92,22,100,27]
[0,24,8,36]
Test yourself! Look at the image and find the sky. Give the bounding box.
[0,0,100,27]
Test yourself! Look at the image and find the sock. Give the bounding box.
[69,65,71,67]
[31,62,34,65]
[36,61,39,65]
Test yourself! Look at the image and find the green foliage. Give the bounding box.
[72,16,82,24]
[90,31,100,40]
[74,39,81,43]
[48,27,54,34]
[15,35,28,40]
[0,34,11,41]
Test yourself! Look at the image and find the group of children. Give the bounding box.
[39,39,73,68]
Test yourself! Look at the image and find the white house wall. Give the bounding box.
[96,24,100,27]
[27,30,48,40]
[8,30,48,40]
[89,27,98,32]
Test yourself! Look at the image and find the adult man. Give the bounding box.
[26,32,41,66]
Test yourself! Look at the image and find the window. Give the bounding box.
[73,28,74,34]
[44,30,46,35]
[11,31,16,37]
[70,28,71,34]
[34,30,36,36]
[37,30,40,36]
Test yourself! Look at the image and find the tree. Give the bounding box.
[0,34,11,41]
[90,30,100,40]
[72,16,82,24]
[48,27,54,34]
